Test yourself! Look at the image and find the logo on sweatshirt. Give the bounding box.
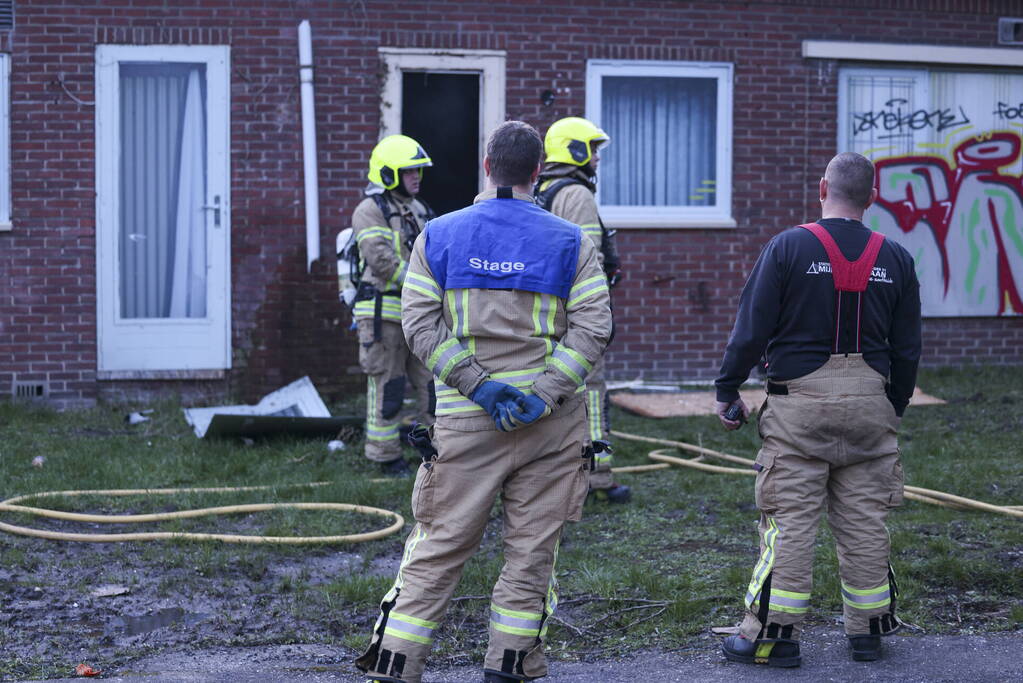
[468,257,526,273]
[805,262,892,284]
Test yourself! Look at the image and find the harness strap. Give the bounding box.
[799,223,884,293]
[799,223,885,354]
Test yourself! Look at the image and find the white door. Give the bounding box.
[95,45,230,373]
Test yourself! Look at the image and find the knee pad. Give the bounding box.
[381,376,406,420]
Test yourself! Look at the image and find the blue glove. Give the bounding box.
[471,381,526,432]
[508,394,552,429]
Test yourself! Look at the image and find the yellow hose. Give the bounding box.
[0,483,405,544]
[610,430,1023,519]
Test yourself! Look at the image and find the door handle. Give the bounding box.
[202,195,221,228]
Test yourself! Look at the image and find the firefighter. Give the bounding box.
[715,153,921,666]
[356,121,612,683]
[352,134,436,475]
[535,116,629,503]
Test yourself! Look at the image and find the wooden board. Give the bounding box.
[610,386,944,419]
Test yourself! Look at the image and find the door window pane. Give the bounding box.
[119,63,207,319]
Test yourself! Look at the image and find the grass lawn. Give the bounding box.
[1,366,1021,680]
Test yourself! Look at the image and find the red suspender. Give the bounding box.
[799,222,886,353]
[799,223,885,292]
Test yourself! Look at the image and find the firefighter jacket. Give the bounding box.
[351,191,432,323]
[401,188,613,431]
[537,164,603,265]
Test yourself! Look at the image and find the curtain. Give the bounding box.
[119,63,207,319]
[600,76,717,207]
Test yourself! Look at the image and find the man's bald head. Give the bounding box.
[824,153,876,209]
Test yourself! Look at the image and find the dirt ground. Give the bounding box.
[32,630,1023,682]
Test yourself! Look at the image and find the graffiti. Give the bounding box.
[994,101,1023,120]
[867,131,1023,316]
[853,98,971,139]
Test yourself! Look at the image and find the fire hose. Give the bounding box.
[1,430,1017,545]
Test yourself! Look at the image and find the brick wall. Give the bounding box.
[1,0,1021,407]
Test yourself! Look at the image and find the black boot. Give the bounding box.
[483,671,522,682]
[721,634,801,667]
[849,634,881,661]
[588,483,631,503]
[379,457,411,477]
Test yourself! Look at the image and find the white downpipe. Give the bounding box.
[298,20,320,272]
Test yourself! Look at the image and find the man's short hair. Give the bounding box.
[486,121,543,187]
[825,152,876,208]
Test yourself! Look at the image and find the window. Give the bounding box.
[586,60,733,228]
[0,53,9,230]
[839,67,1023,317]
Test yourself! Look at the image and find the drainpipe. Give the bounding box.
[298,19,320,272]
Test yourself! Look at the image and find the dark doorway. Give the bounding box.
[401,72,480,217]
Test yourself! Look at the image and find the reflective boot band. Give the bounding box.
[842,581,891,609]
[490,604,543,638]
[767,588,811,614]
[745,517,780,609]
[383,611,437,645]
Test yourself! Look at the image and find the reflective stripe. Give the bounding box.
[387,260,409,289]
[842,582,891,609]
[405,271,442,302]
[356,226,393,244]
[567,275,608,308]
[531,293,557,356]
[540,539,560,638]
[395,525,427,591]
[353,296,402,322]
[549,345,592,386]
[768,588,811,614]
[384,611,437,645]
[490,604,542,637]
[427,338,471,382]
[745,518,779,609]
[587,388,603,442]
[434,369,546,416]
[366,377,400,442]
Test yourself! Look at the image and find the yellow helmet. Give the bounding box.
[367,134,432,190]
[544,117,610,167]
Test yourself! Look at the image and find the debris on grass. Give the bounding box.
[125,409,154,425]
[74,663,101,677]
[90,584,130,598]
[182,376,361,439]
[31,455,45,468]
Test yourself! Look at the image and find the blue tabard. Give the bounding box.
[424,197,581,298]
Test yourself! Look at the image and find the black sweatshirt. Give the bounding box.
[715,218,922,415]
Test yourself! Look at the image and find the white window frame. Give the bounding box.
[378,47,506,194]
[586,59,734,229]
[95,44,232,375]
[0,53,10,231]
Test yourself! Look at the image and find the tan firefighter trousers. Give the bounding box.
[357,401,589,682]
[739,354,904,642]
[584,356,615,489]
[359,319,435,463]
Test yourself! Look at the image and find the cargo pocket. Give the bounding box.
[886,455,905,509]
[410,463,436,525]
[754,449,779,514]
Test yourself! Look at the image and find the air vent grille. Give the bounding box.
[999,17,1023,45]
